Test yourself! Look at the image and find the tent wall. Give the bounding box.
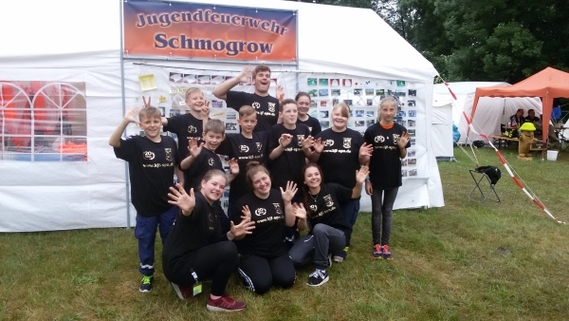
[431,100,454,159]
[0,0,444,232]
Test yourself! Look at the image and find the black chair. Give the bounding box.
[468,166,501,203]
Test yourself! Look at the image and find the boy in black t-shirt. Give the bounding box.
[213,65,282,132]
[180,119,238,231]
[109,106,180,293]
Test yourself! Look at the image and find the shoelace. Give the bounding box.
[141,276,152,284]
[309,270,326,279]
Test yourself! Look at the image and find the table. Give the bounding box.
[489,135,518,149]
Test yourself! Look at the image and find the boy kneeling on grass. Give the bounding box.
[109,106,180,293]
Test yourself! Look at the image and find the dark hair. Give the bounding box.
[245,161,270,191]
[252,65,271,78]
[301,163,325,217]
[281,98,297,109]
[295,92,311,102]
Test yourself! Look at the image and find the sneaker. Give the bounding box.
[373,244,382,258]
[381,245,393,260]
[333,247,349,262]
[171,282,192,300]
[139,275,153,293]
[307,269,329,287]
[206,294,246,312]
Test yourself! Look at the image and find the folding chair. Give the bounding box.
[468,166,501,203]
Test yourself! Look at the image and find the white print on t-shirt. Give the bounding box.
[254,208,267,217]
[187,125,198,134]
[165,148,173,162]
[143,151,155,160]
[323,194,334,207]
[239,145,249,153]
[273,203,283,215]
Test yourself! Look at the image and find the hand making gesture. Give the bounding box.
[356,165,369,185]
[187,137,204,158]
[230,216,255,239]
[397,131,410,149]
[292,203,307,220]
[280,181,298,203]
[278,133,293,148]
[228,158,239,176]
[359,142,373,158]
[167,184,195,216]
[312,137,324,154]
[276,85,285,104]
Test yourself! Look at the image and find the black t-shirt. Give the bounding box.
[306,183,351,239]
[363,123,410,189]
[183,148,224,191]
[163,113,204,158]
[226,91,279,132]
[297,116,322,137]
[162,192,227,266]
[233,189,288,258]
[216,131,270,205]
[268,123,311,189]
[315,128,364,188]
[113,135,179,217]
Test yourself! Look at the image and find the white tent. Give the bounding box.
[433,82,542,144]
[0,0,444,232]
[431,98,454,160]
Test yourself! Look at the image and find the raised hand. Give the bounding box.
[168,184,195,216]
[241,205,252,220]
[397,131,410,148]
[188,137,204,158]
[301,135,314,150]
[228,158,239,176]
[280,181,298,203]
[278,133,293,148]
[359,142,373,157]
[292,203,307,220]
[356,165,369,184]
[124,108,139,125]
[276,85,285,103]
[313,137,324,154]
[238,66,253,84]
[142,96,151,108]
[201,100,210,119]
[230,216,255,238]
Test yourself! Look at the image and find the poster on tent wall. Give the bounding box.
[297,74,425,179]
[123,1,297,63]
[0,81,87,162]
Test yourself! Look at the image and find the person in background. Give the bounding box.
[295,92,322,137]
[233,162,297,294]
[156,88,208,186]
[361,96,410,260]
[309,102,368,262]
[524,109,542,135]
[509,108,525,137]
[109,106,180,293]
[162,170,255,312]
[289,163,368,286]
[213,65,282,132]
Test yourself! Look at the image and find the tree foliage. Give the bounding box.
[287,0,569,83]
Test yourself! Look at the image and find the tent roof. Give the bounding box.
[474,67,569,99]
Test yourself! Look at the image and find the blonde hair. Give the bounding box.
[239,105,257,118]
[377,96,398,122]
[185,87,203,100]
[332,102,350,119]
[139,106,161,120]
[245,161,270,191]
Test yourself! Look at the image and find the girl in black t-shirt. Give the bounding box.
[232,162,297,294]
[162,170,254,312]
[362,96,410,260]
[295,92,322,137]
[289,163,368,287]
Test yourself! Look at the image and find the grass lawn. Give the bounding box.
[1,146,569,321]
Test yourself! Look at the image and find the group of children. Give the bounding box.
[110,65,410,312]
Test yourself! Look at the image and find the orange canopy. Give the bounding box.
[472,67,569,142]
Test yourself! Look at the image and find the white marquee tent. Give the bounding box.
[433,82,542,144]
[0,0,444,232]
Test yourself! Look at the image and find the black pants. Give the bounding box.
[163,241,238,296]
[237,254,295,294]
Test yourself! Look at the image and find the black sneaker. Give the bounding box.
[306,269,329,287]
[139,275,153,293]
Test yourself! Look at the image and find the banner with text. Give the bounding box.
[123,1,297,62]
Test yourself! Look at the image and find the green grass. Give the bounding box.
[2,146,569,320]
